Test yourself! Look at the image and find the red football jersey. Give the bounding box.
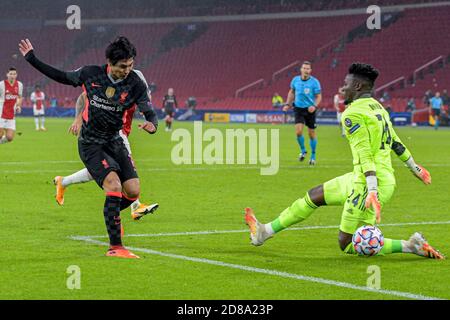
[122,104,136,137]
[0,80,22,120]
[31,90,45,110]
[334,93,346,113]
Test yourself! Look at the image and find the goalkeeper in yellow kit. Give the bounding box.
[245,62,444,259]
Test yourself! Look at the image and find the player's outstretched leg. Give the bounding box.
[53,168,93,205]
[245,186,322,246]
[340,231,444,259]
[131,199,159,221]
[407,232,445,259]
[244,207,273,246]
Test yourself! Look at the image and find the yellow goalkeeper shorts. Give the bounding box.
[323,172,396,234]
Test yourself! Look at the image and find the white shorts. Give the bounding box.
[119,130,132,154]
[337,112,342,124]
[0,118,16,131]
[33,106,45,116]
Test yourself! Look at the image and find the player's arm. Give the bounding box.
[345,112,381,222]
[388,118,431,184]
[282,89,295,112]
[15,82,23,114]
[310,93,322,112]
[68,93,85,136]
[19,39,83,87]
[309,81,322,113]
[136,86,158,134]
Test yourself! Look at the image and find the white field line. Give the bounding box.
[1,158,450,165]
[70,236,446,301]
[70,220,450,240]
[2,163,450,174]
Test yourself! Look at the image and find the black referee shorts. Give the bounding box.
[433,109,441,117]
[293,107,317,129]
[78,138,138,188]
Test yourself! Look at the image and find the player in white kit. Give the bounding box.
[30,85,46,131]
[0,67,23,144]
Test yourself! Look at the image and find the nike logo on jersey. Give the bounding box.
[91,83,102,88]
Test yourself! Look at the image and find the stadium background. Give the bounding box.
[1,0,450,301]
[1,0,449,126]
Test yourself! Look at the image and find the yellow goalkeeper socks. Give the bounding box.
[344,238,403,255]
[270,193,318,233]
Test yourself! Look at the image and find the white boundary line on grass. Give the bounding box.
[3,163,450,174]
[71,237,445,301]
[72,220,450,240]
[69,220,450,300]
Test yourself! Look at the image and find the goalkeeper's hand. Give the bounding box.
[410,164,431,185]
[365,191,381,224]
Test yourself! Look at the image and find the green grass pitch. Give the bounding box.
[0,118,449,300]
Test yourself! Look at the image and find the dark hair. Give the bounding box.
[348,62,379,84]
[302,61,312,66]
[105,36,136,65]
[8,67,17,72]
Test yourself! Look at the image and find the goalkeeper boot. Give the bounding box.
[106,245,140,259]
[131,203,159,221]
[53,176,66,206]
[408,232,445,259]
[244,207,272,246]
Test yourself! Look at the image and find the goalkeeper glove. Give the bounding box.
[365,175,381,224]
[365,192,381,224]
[405,157,431,185]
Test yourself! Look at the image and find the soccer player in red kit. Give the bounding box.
[334,86,347,137]
[0,67,23,144]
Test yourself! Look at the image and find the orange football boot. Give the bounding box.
[53,176,66,206]
[106,246,140,259]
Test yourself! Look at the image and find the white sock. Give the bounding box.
[130,199,141,212]
[34,117,39,129]
[62,168,93,187]
[40,117,45,128]
[0,136,8,144]
[264,223,275,236]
